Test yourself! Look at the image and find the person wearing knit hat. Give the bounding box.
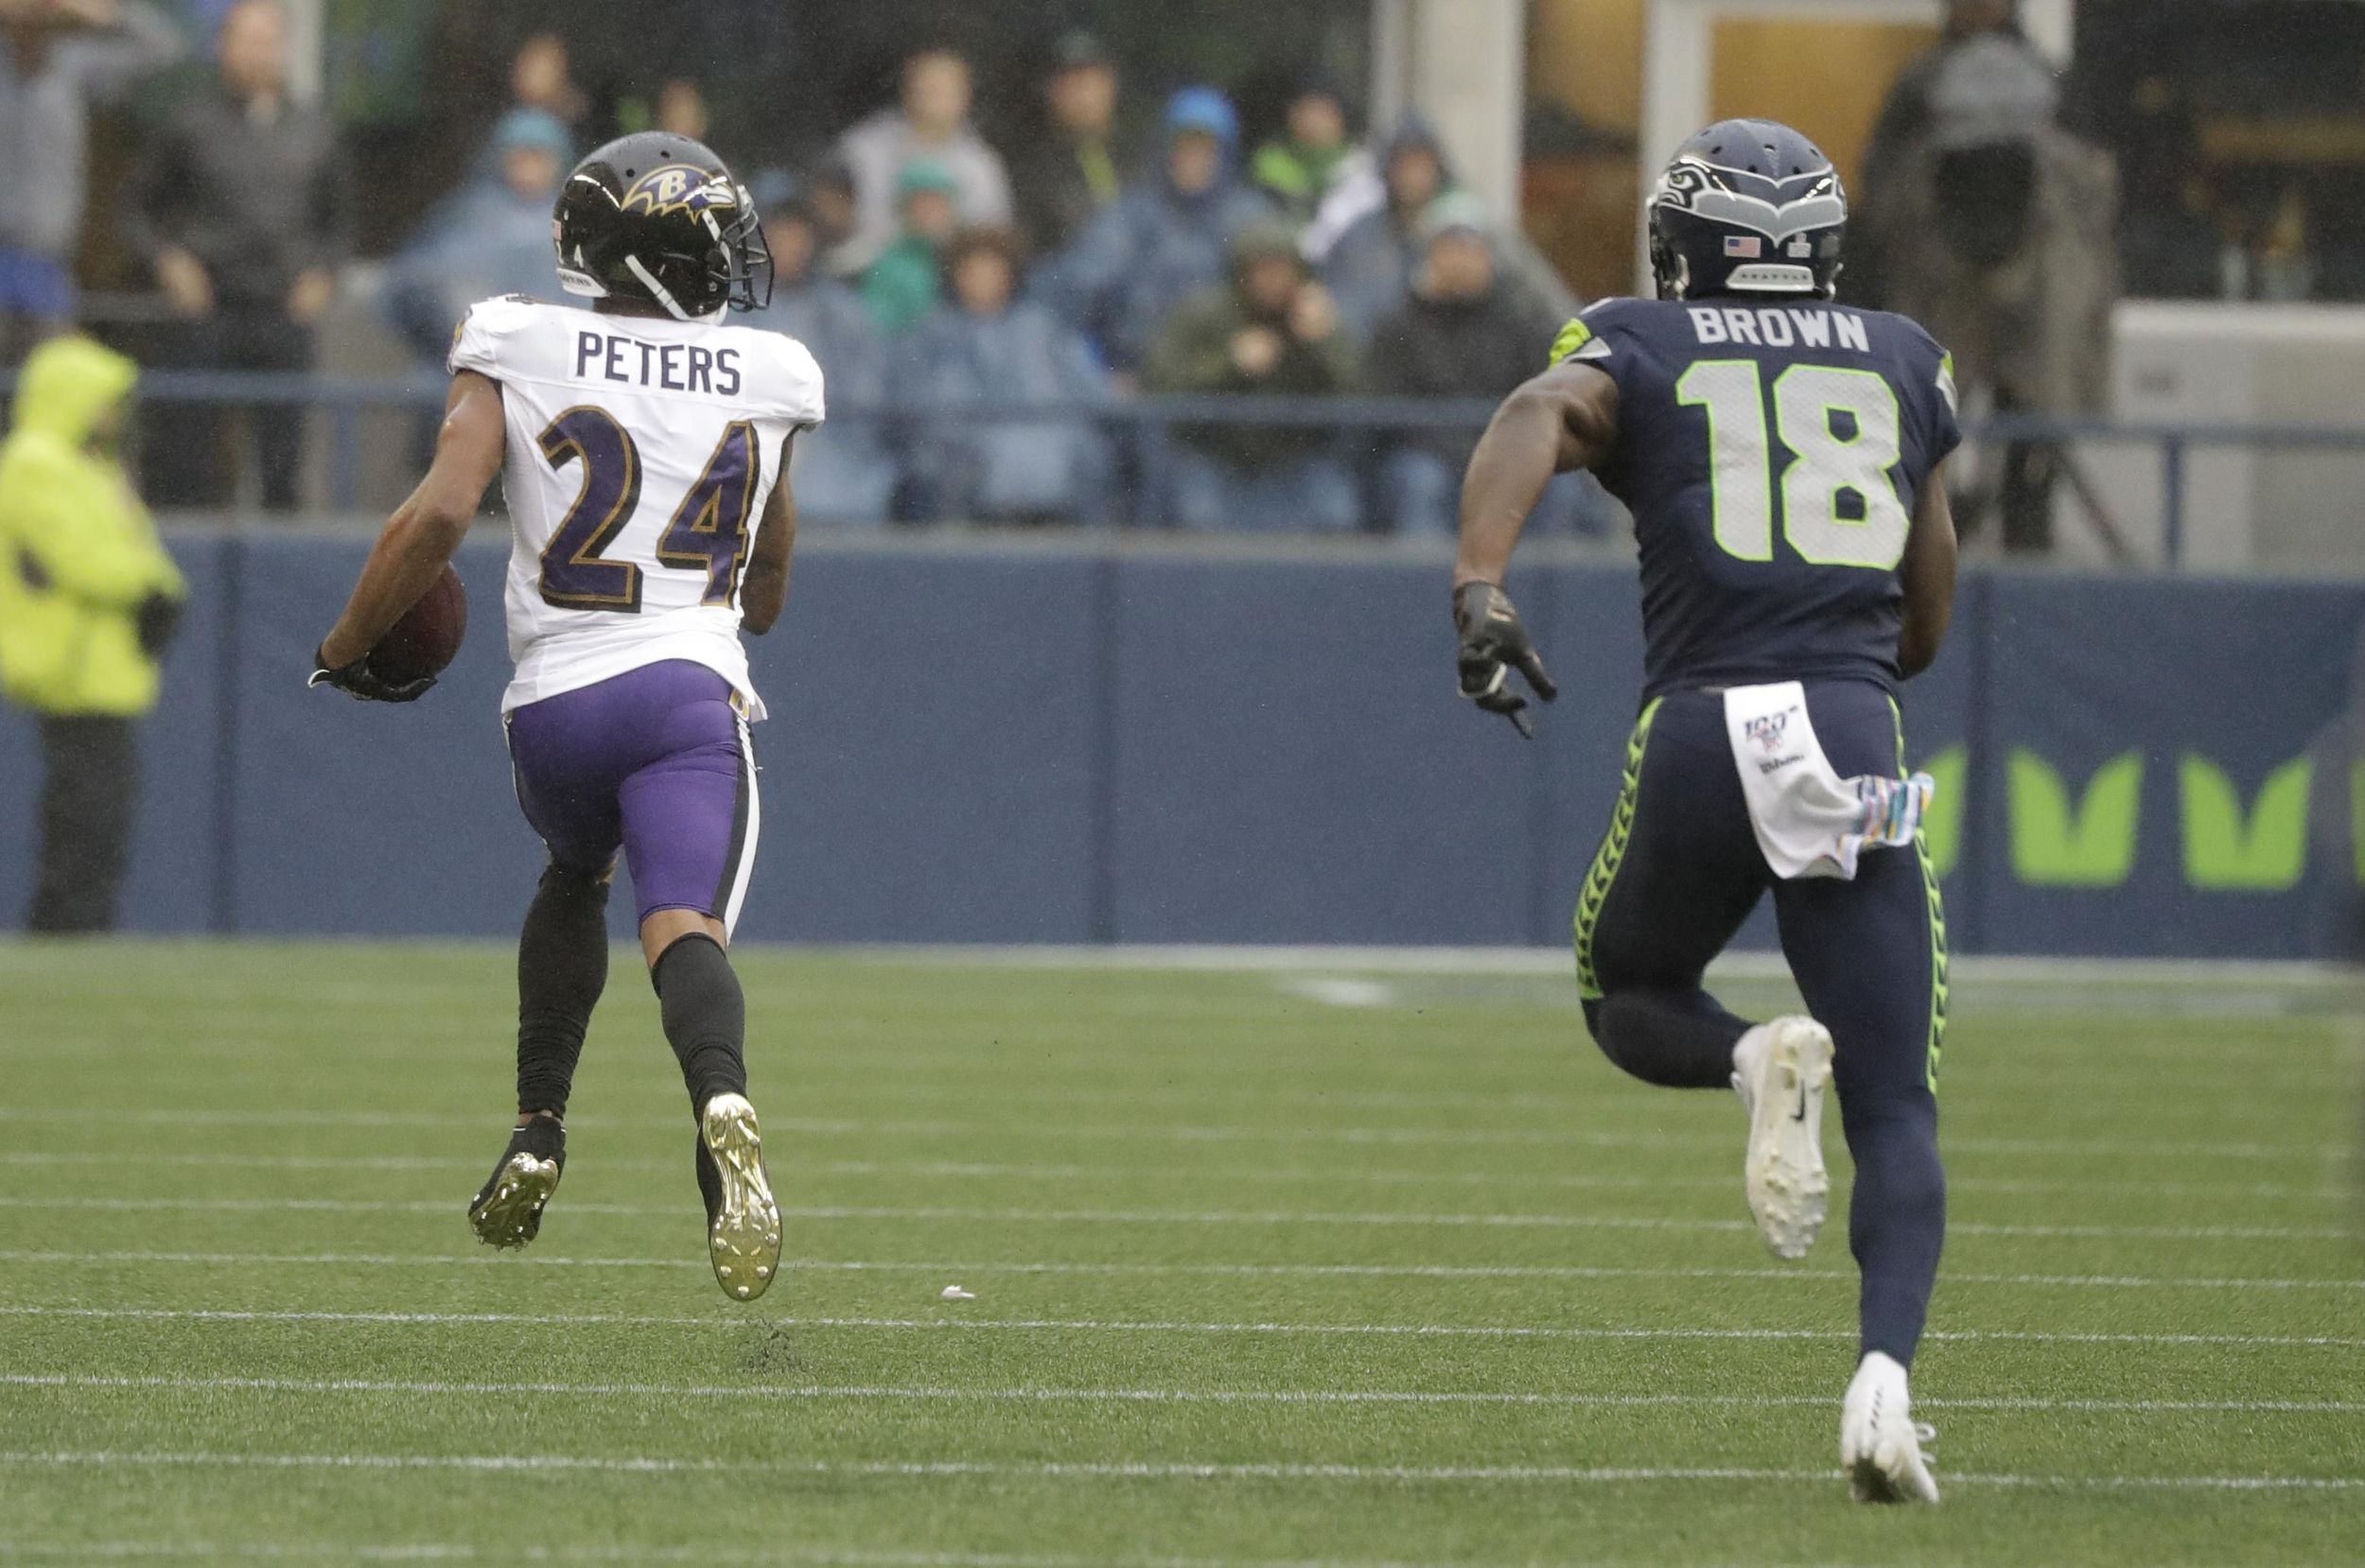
[1365,193,1601,538]
[1035,86,1274,374]
[860,159,963,333]
[1141,216,1362,531]
[1250,67,1373,229]
[1012,28,1126,258]
[382,106,573,371]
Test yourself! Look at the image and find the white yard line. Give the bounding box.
[3,1306,2357,1347]
[13,941,2345,986]
[0,1106,2336,1163]
[0,1194,2342,1241]
[3,1249,2359,1294]
[0,1150,2341,1204]
[0,1544,1428,1568]
[6,1373,2358,1416]
[1,1449,2359,1491]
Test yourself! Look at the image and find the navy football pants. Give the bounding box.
[1573,679,1949,1368]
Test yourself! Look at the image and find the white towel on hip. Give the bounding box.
[1722,680,1934,880]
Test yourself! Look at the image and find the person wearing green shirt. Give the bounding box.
[1249,71,1370,228]
[860,159,961,334]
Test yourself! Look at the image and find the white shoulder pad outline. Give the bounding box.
[754,327,827,428]
[447,294,538,379]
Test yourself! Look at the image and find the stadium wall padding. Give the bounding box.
[1,533,2358,958]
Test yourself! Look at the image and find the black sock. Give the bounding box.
[505,1113,568,1172]
[1585,987,1755,1089]
[473,1114,567,1214]
[517,864,611,1119]
[651,932,747,1115]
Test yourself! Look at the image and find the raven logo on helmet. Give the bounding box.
[621,166,736,220]
[552,131,773,322]
[1648,118,1848,303]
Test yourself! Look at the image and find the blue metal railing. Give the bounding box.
[97,372,2365,564]
[1974,411,2365,566]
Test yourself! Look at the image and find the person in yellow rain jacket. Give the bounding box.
[0,334,185,933]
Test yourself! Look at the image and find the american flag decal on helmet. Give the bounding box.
[1725,235,1763,257]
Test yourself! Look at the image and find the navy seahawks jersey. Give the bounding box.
[1554,296,1960,699]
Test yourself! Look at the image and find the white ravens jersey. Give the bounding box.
[447,296,824,717]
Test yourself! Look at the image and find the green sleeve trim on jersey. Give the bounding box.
[1574,698,1661,1002]
[1549,317,1594,367]
[1936,351,1959,416]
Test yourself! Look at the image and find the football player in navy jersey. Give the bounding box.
[1450,120,1960,1503]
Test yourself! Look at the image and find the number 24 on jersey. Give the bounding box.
[534,408,762,614]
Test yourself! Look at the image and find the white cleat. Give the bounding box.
[1841,1351,1941,1504]
[700,1092,782,1303]
[1731,1016,1833,1260]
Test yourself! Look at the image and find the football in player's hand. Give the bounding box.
[370,565,467,687]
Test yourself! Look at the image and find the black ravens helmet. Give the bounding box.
[553,131,773,320]
[1647,119,1847,302]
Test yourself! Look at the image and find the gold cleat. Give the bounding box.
[699,1092,781,1301]
[469,1151,561,1250]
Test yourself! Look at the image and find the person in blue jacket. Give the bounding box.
[1032,86,1271,375]
[895,227,1113,524]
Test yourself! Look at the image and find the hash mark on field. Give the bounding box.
[5,1307,2359,1348]
[0,1107,2335,1163]
[5,1250,2361,1294]
[0,1195,2341,1242]
[5,1450,2363,1491]
[8,1374,2361,1416]
[1273,977,1399,1008]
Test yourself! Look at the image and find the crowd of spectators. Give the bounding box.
[0,4,1597,531]
[696,36,1595,531]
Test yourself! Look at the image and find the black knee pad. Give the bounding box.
[538,862,613,906]
[650,930,729,996]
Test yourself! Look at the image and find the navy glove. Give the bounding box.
[308,644,434,704]
[1452,581,1557,740]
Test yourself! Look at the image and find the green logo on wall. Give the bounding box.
[1908,749,2343,891]
[2008,750,2144,887]
[2180,756,2311,891]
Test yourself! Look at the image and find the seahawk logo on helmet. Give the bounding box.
[1648,118,1847,302]
[552,131,773,322]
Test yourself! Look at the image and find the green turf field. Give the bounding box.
[1,941,2359,1566]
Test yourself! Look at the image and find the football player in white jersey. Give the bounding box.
[311,133,822,1301]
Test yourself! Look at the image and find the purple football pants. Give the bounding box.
[504,660,760,934]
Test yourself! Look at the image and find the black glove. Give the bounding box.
[308,643,434,704]
[134,592,184,659]
[1452,581,1558,739]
